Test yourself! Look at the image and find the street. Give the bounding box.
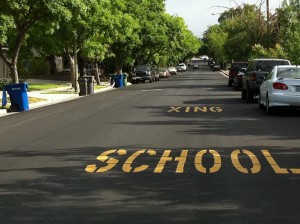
[1,61,300,224]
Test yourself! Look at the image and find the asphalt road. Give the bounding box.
[1,62,300,224]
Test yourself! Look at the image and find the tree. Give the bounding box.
[0,0,82,84]
[202,3,283,63]
[278,0,300,63]
[202,25,228,63]
[27,0,96,90]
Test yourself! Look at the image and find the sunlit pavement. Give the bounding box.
[0,80,115,117]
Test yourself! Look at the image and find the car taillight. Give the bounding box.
[251,73,256,81]
[273,82,288,90]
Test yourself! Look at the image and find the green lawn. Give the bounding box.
[1,97,46,109]
[28,83,71,91]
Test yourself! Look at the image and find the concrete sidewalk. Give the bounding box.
[0,79,115,117]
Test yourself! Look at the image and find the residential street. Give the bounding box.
[1,62,300,224]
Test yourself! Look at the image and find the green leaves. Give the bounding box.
[0,0,201,82]
[202,2,297,63]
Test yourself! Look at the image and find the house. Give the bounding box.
[0,57,9,79]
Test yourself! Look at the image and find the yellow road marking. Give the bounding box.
[85,149,300,175]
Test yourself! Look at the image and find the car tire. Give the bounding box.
[241,88,247,99]
[258,92,264,110]
[246,86,254,103]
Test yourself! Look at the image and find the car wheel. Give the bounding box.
[258,92,264,110]
[246,86,254,103]
[241,88,247,99]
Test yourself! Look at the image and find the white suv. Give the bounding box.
[177,63,187,71]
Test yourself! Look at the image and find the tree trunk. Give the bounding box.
[94,63,101,85]
[10,64,19,84]
[0,47,20,84]
[115,59,123,75]
[69,55,76,88]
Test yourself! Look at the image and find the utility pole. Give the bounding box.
[266,0,270,23]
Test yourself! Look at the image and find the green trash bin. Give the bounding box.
[123,73,128,87]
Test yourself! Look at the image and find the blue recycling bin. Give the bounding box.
[2,83,29,112]
[113,74,124,88]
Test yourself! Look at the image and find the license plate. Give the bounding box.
[296,86,300,92]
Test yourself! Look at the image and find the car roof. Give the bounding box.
[252,58,289,61]
[275,65,299,68]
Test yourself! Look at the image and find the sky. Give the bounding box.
[165,0,283,37]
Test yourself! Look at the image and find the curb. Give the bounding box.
[0,84,115,117]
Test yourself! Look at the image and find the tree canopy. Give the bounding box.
[0,0,202,84]
[200,0,300,65]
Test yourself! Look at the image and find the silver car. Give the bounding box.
[259,65,300,114]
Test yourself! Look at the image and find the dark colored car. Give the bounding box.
[228,62,248,86]
[212,64,221,71]
[131,64,159,83]
[241,58,291,102]
[232,68,246,90]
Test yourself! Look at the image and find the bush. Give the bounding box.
[18,58,49,78]
[0,79,9,91]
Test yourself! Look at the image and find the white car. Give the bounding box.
[159,68,170,78]
[259,65,300,114]
[193,64,199,69]
[177,63,187,71]
[167,67,177,75]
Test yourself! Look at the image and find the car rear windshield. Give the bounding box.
[277,67,300,79]
[256,60,290,72]
[231,63,248,71]
[136,65,150,70]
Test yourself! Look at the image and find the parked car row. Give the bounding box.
[130,64,180,84]
[226,58,300,114]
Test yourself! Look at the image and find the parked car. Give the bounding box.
[177,63,187,71]
[212,64,221,71]
[209,61,215,69]
[241,58,291,102]
[131,64,159,83]
[168,67,177,75]
[259,65,300,114]
[159,68,170,78]
[228,62,248,86]
[233,68,246,90]
[193,64,200,69]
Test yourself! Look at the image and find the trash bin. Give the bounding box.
[110,75,115,86]
[123,73,128,87]
[78,77,88,96]
[114,74,124,88]
[2,83,29,112]
[86,76,94,94]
